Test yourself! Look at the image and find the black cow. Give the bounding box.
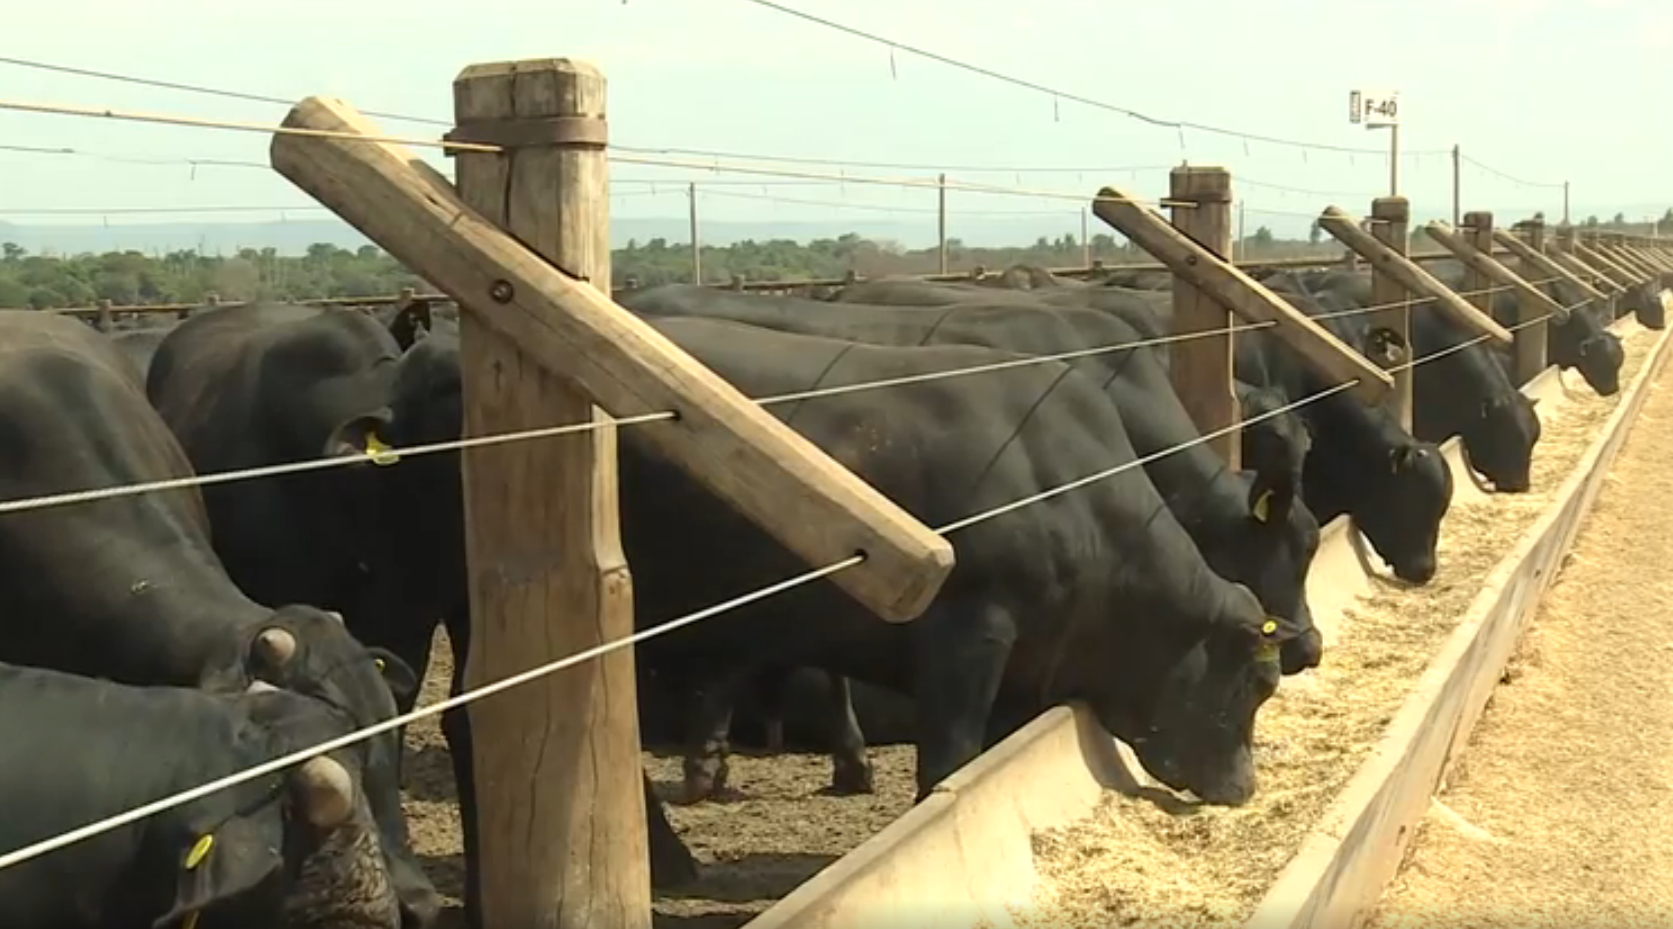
[826,278,1314,518]
[622,284,1324,677]
[1615,279,1666,329]
[387,316,1306,813]
[1284,269,1542,492]
[141,304,697,928]
[1032,275,1454,585]
[1423,260,1623,396]
[144,304,406,620]
[0,309,439,928]
[0,670,396,928]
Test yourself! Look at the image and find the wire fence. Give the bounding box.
[0,37,1651,892]
[0,273,1602,871]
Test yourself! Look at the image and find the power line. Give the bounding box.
[693,186,1076,216]
[729,0,1449,158]
[0,142,268,170]
[0,55,1559,202]
[0,205,329,216]
[0,55,450,128]
[1459,154,1564,189]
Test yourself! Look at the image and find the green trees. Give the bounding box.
[4,209,1665,311]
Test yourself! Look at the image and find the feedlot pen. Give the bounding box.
[393,324,1670,929]
[1368,358,1673,928]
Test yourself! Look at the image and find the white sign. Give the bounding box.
[1348,89,1400,128]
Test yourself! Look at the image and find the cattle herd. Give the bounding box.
[0,256,1656,928]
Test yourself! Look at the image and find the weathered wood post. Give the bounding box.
[1460,210,1496,329]
[1168,166,1239,467]
[450,60,647,929]
[1425,214,1567,390]
[1463,210,1540,380]
[1367,197,1412,429]
[96,298,114,332]
[1509,217,1551,384]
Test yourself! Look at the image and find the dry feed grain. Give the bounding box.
[1367,338,1673,928]
[1014,329,1658,929]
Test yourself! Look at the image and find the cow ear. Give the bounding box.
[1246,478,1291,526]
[367,647,419,709]
[324,410,400,466]
[151,818,285,929]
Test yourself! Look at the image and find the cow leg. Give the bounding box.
[910,604,1016,801]
[682,672,745,803]
[436,607,486,929]
[822,672,875,795]
[752,667,791,754]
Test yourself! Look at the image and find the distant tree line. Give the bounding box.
[3,209,1668,310]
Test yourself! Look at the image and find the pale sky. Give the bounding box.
[3,0,1670,242]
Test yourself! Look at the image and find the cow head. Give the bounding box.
[200,608,437,929]
[1463,392,1541,493]
[1575,332,1624,396]
[1627,284,1666,330]
[1349,441,1452,584]
[1197,470,1322,675]
[154,684,400,929]
[1129,588,1306,806]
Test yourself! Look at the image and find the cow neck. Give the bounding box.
[105,540,270,686]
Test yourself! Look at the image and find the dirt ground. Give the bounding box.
[1367,350,1673,926]
[400,630,920,929]
[1015,327,1660,928]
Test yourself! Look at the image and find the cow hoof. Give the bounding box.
[826,757,876,796]
[681,760,729,804]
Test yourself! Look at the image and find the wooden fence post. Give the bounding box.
[1460,211,1496,331]
[96,298,114,332]
[451,60,648,929]
[1368,197,1412,430]
[1500,215,1548,385]
[1168,166,1239,467]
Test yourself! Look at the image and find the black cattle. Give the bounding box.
[623,284,1323,677]
[826,278,1314,516]
[1123,271,1455,583]
[1285,269,1542,492]
[0,669,397,929]
[387,316,1306,817]
[1011,275,1453,585]
[1615,279,1666,329]
[142,304,696,928]
[1424,260,1623,396]
[144,304,407,620]
[0,309,439,928]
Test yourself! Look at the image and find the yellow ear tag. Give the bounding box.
[1254,619,1281,664]
[185,834,213,870]
[1252,490,1272,523]
[374,658,386,672]
[364,432,400,467]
